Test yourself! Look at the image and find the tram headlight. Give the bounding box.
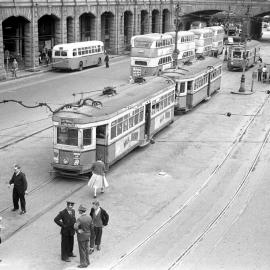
[53,149,59,163]
[63,158,69,165]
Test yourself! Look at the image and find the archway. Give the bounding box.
[38,14,60,60]
[141,10,149,34]
[101,12,115,52]
[162,9,170,33]
[80,13,96,41]
[124,11,133,49]
[152,9,160,33]
[2,16,31,69]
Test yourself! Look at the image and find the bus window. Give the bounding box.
[78,48,82,55]
[54,51,60,56]
[61,51,67,56]
[57,127,78,146]
[73,49,77,56]
[96,125,106,139]
[83,128,92,145]
[135,60,147,66]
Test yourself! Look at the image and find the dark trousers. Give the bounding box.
[90,227,103,247]
[105,62,109,68]
[61,234,74,260]
[13,188,26,211]
[258,71,262,81]
[78,240,90,266]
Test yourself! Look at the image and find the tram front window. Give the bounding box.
[83,128,92,146]
[57,127,78,146]
[233,51,242,59]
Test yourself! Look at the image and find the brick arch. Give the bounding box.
[152,9,160,33]
[79,12,96,41]
[162,9,170,33]
[140,9,149,34]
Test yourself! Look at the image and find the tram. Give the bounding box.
[162,57,223,112]
[52,76,175,175]
[227,40,260,71]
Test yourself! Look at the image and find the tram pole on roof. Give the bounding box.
[173,2,182,68]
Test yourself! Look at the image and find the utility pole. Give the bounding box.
[238,5,250,93]
[172,2,182,68]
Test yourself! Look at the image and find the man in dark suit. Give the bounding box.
[8,164,28,215]
[54,201,76,262]
[74,204,94,268]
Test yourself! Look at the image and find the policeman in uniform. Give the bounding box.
[54,201,76,262]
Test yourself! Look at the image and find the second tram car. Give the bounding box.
[162,58,223,112]
[52,76,175,175]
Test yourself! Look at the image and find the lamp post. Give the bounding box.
[173,2,182,68]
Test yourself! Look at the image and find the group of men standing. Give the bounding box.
[54,200,109,268]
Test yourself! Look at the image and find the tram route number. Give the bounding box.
[61,118,75,127]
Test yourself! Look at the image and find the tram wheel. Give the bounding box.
[79,61,83,71]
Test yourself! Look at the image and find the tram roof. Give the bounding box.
[52,40,104,50]
[230,39,260,49]
[52,76,174,124]
[162,57,223,80]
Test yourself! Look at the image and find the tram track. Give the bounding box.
[109,94,270,269]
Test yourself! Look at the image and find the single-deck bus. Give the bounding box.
[52,40,104,71]
[130,33,174,78]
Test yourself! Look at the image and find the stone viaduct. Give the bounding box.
[0,0,269,79]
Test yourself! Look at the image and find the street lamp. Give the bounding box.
[173,2,182,68]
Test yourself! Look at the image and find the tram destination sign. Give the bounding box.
[60,118,75,127]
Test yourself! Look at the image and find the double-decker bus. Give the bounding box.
[163,57,222,112]
[206,26,225,56]
[130,33,174,78]
[227,40,260,71]
[52,76,175,175]
[52,40,104,71]
[189,28,213,57]
[166,31,195,64]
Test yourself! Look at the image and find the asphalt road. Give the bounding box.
[0,32,270,270]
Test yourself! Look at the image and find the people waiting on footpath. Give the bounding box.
[74,205,94,268]
[8,164,28,215]
[89,200,109,254]
[54,201,76,262]
[262,65,268,83]
[257,61,262,82]
[88,157,109,198]
[104,53,110,68]
[11,59,18,78]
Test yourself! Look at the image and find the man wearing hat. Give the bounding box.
[54,201,76,262]
[74,204,94,268]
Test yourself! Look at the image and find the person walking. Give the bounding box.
[89,200,109,253]
[258,62,262,82]
[11,59,18,78]
[54,201,76,262]
[104,53,109,68]
[87,158,109,198]
[74,205,94,268]
[8,164,28,215]
[262,65,268,83]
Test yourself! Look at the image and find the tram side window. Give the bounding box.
[180,82,185,93]
[57,127,78,146]
[96,125,106,139]
[111,121,117,139]
[83,128,92,146]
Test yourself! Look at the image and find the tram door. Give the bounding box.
[95,124,108,164]
[144,103,151,139]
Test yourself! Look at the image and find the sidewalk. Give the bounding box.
[2,54,123,82]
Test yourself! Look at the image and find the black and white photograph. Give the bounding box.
[0,0,270,269]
